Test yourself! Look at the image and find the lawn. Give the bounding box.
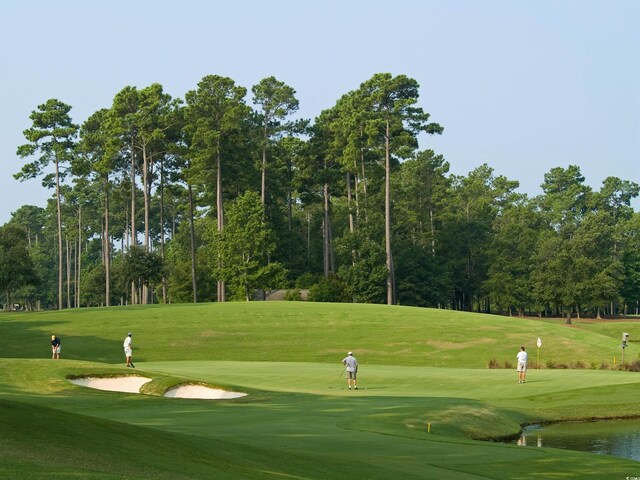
[0,302,638,479]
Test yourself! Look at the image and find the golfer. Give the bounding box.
[342,351,358,390]
[51,335,61,359]
[516,346,528,383]
[124,332,135,368]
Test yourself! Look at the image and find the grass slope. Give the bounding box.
[1,302,639,479]
[2,302,638,367]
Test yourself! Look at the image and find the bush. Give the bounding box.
[546,360,556,369]
[573,361,585,369]
[599,362,610,370]
[295,272,316,289]
[503,361,513,369]
[284,289,302,301]
[308,274,349,302]
[620,360,640,372]
[487,358,500,369]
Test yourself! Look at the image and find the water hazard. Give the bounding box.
[513,419,640,461]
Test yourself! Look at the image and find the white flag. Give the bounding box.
[537,337,542,348]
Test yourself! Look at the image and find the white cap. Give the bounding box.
[348,351,353,355]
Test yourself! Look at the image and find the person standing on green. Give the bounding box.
[342,351,358,390]
[516,346,528,383]
[51,335,61,359]
[124,332,135,368]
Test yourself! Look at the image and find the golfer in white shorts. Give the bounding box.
[124,332,134,368]
[516,346,528,383]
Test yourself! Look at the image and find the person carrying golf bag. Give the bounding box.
[342,351,358,390]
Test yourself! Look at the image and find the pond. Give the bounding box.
[512,419,640,461]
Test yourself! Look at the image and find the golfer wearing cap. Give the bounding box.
[51,335,61,359]
[342,351,358,390]
[124,332,134,368]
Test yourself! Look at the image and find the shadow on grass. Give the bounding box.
[0,319,143,364]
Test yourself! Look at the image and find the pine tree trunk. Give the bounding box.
[429,206,436,256]
[55,156,63,310]
[261,135,267,205]
[360,144,368,227]
[77,207,82,308]
[216,143,225,302]
[142,145,150,305]
[74,236,78,308]
[385,120,394,305]
[130,138,136,305]
[143,145,150,251]
[104,174,110,307]
[307,211,311,263]
[188,183,198,303]
[130,138,136,247]
[66,236,71,309]
[353,158,360,229]
[159,160,167,304]
[346,172,354,234]
[323,182,331,277]
[287,157,293,230]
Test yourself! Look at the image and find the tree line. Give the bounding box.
[1,73,638,321]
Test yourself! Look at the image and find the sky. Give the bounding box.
[0,0,638,224]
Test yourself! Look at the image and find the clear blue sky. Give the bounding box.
[1,0,638,224]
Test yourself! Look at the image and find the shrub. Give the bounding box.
[487,358,500,369]
[295,272,316,289]
[620,360,640,372]
[599,362,610,370]
[308,274,349,302]
[573,361,585,369]
[546,360,556,369]
[503,360,513,369]
[284,289,302,301]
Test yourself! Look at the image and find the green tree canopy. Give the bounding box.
[213,191,287,301]
[0,224,38,309]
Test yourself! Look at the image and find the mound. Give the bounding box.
[69,376,151,393]
[164,385,247,399]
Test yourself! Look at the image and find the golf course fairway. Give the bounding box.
[1,302,638,479]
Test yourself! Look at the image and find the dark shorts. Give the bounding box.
[346,371,357,379]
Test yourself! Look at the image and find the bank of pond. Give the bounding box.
[509,418,640,462]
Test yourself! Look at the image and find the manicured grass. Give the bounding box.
[2,302,638,367]
[1,303,639,479]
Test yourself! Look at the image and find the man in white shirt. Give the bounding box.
[341,351,358,390]
[516,346,528,383]
[124,332,134,368]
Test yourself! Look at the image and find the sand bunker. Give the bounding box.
[164,385,247,399]
[69,376,151,393]
[69,377,246,399]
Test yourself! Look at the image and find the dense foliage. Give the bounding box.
[4,73,639,317]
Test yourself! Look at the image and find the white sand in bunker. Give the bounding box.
[164,385,247,399]
[69,376,151,393]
